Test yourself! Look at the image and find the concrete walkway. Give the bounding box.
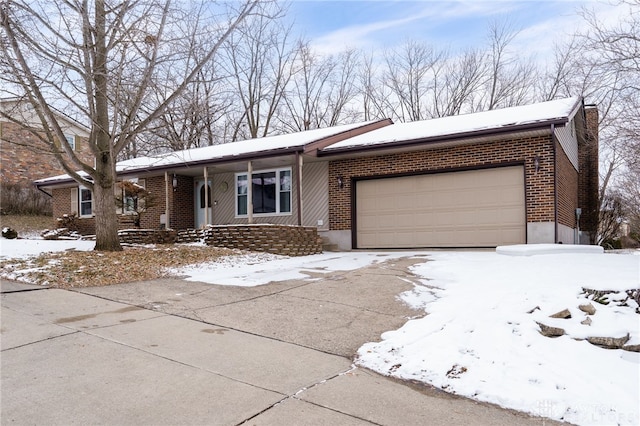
[1,257,560,425]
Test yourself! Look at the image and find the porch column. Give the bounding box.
[296,152,303,226]
[164,171,170,229]
[247,161,253,224]
[203,167,209,227]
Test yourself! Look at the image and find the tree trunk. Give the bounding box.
[93,182,123,251]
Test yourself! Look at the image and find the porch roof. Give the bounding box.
[318,97,583,155]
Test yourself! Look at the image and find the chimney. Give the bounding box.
[578,104,599,243]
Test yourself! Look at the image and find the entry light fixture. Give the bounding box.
[172,174,178,190]
[534,156,540,173]
[337,176,344,189]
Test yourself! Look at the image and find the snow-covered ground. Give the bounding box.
[0,238,95,259]
[1,239,638,425]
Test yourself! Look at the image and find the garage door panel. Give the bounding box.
[356,167,525,248]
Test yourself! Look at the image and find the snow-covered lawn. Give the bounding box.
[0,238,95,260]
[1,238,638,425]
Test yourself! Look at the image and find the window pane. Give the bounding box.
[280,191,291,213]
[237,175,247,195]
[65,135,75,150]
[237,194,247,215]
[200,184,212,208]
[253,172,276,214]
[280,170,291,191]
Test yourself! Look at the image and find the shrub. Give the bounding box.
[0,182,52,215]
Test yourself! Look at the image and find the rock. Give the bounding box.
[2,227,18,239]
[550,308,571,319]
[622,344,640,352]
[527,306,540,314]
[578,303,596,315]
[536,322,565,337]
[580,317,592,326]
[587,334,630,349]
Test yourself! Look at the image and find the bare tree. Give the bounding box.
[0,0,260,251]
[280,41,360,132]
[222,4,296,140]
[381,40,444,122]
[473,20,536,111]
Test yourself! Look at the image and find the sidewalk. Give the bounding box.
[1,259,559,425]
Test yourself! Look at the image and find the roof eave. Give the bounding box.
[317,118,568,157]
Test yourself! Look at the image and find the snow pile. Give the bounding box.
[357,251,640,425]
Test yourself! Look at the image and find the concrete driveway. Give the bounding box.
[1,256,559,425]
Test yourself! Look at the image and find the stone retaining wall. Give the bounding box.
[204,224,323,256]
[118,229,177,245]
[119,225,323,256]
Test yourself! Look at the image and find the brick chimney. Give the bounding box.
[578,105,599,243]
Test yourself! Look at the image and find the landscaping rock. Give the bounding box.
[2,227,18,239]
[622,344,640,352]
[578,303,596,315]
[580,317,592,326]
[536,322,565,337]
[550,308,572,319]
[587,334,630,349]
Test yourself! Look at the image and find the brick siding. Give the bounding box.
[578,107,600,240]
[0,121,92,186]
[328,136,556,231]
[556,141,578,228]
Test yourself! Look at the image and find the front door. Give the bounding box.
[195,179,213,228]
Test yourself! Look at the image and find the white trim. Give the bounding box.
[235,167,293,218]
[78,186,93,218]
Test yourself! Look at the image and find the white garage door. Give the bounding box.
[355,166,525,248]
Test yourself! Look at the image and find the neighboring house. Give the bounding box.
[34,97,599,249]
[0,98,92,186]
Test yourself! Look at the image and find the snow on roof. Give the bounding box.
[116,120,379,172]
[322,97,582,152]
[35,120,379,185]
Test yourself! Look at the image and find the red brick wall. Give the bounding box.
[556,141,578,228]
[0,122,92,186]
[140,175,167,230]
[579,107,600,240]
[328,136,556,231]
[172,175,194,229]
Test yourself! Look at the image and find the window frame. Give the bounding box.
[78,187,93,218]
[64,134,76,151]
[235,167,293,218]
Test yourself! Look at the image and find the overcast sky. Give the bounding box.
[287,1,627,57]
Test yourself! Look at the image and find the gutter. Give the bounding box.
[317,118,569,157]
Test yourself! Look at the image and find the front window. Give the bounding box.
[65,134,76,151]
[236,168,292,216]
[79,187,93,217]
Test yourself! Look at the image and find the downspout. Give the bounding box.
[551,124,558,243]
[35,185,52,198]
[296,152,303,226]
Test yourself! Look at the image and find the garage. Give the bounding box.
[355,166,526,248]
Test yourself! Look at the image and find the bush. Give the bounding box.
[0,182,52,216]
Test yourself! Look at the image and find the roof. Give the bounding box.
[34,97,584,187]
[319,97,582,154]
[34,120,386,186]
